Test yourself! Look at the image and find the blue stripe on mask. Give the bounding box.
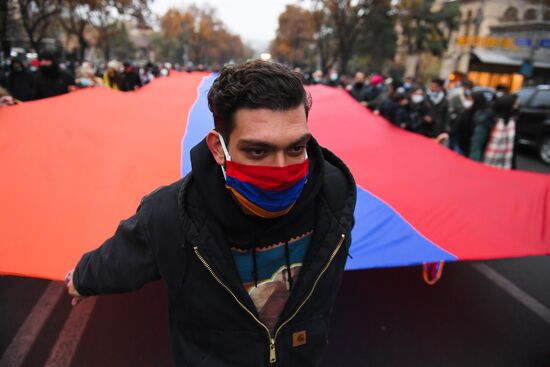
[226,175,308,213]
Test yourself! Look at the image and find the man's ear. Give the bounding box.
[206,130,226,165]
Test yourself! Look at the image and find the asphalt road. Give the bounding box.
[1,151,549,367]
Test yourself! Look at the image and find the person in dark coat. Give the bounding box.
[376,79,401,118]
[408,87,431,134]
[66,60,357,367]
[425,78,449,136]
[120,61,142,91]
[347,71,369,105]
[32,52,76,100]
[448,79,474,154]
[469,91,495,162]
[6,59,34,101]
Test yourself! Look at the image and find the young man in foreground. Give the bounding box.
[67,60,356,366]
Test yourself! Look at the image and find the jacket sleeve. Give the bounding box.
[73,200,160,296]
[469,124,490,162]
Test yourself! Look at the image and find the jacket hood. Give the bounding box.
[317,145,356,234]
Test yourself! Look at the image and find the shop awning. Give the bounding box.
[473,49,550,69]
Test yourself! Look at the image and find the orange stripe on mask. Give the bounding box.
[227,186,295,218]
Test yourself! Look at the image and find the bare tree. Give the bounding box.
[0,0,17,58]
[59,0,97,61]
[16,0,60,51]
[397,0,460,77]
[311,0,370,75]
[87,0,149,61]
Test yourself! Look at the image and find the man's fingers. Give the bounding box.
[71,297,82,306]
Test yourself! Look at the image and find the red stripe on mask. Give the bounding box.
[225,159,309,192]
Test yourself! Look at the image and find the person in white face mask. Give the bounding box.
[408,87,430,133]
[425,78,450,139]
[448,79,475,154]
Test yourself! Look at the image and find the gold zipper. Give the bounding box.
[273,233,345,345]
[193,232,345,366]
[193,247,274,359]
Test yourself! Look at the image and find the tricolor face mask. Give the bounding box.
[218,133,309,219]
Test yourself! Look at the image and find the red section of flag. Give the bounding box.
[0,72,206,280]
[307,85,550,260]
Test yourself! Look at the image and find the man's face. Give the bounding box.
[354,72,365,84]
[208,105,310,167]
[429,82,440,93]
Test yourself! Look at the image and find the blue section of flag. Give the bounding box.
[181,73,218,176]
[345,187,457,270]
[180,74,458,270]
[226,175,308,212]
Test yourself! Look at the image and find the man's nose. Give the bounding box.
[274,152,287,167]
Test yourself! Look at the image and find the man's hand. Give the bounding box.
[435,133,450,144]
[66,269,83,306]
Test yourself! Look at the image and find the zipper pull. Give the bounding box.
[269,337,276,364]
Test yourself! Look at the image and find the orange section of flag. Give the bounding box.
[0,72,207,280]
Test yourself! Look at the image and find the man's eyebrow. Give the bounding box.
[237,134,311,149]
[288,133,312,147]
[237,140,277,149]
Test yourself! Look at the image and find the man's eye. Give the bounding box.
[247,149,266,158]
[288,146,306,155]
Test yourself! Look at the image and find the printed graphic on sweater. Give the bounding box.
[231,231,312,333]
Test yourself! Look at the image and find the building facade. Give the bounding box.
[440,0,550,91]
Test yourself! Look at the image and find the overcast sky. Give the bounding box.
[150,0,305,50]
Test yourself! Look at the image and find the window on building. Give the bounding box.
[502,7,518,22]
[529,90,550,109]
[523,8,537,21]
[544,9,550,21]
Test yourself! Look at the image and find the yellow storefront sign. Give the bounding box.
[457,35,518,50]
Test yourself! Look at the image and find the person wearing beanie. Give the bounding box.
[6,59,34,101]
[102,60,123,90]
[32,51,76,100]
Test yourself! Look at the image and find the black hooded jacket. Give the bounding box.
[73,138,356,366]
[33,64,75,100]
[6,63,34,101]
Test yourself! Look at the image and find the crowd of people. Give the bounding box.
[0,52,181,106]
[303,68,520,170]
[2,54,520,169]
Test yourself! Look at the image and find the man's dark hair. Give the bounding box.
[207,60,312,141]
[431,78,445,88]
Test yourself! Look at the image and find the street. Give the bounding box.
[1,151,549,367]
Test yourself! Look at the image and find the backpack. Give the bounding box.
[483,118,516,169]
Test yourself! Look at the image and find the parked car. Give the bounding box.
[472,86,495,102]
[516,85,550,164]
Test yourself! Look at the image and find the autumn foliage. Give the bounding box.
[157,5,250,66]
